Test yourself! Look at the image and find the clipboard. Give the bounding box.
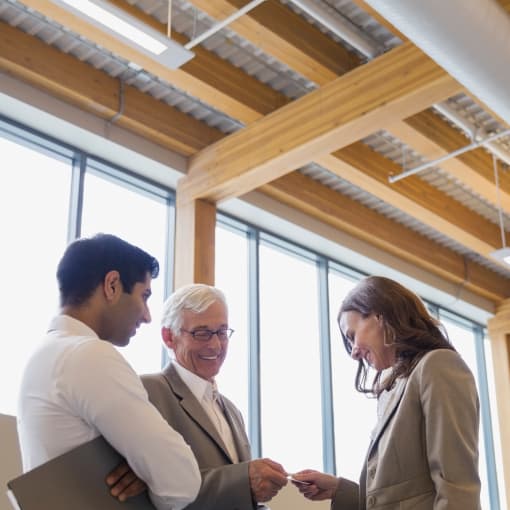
[7,436,155,509]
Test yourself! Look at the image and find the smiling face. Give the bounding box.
[339,311,396,371]
[163,300,229,381]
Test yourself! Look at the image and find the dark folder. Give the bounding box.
[7,436,155,510]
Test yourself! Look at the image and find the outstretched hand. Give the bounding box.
[249,458,288,502]
[106,460,147,502]
[291,469,338,501]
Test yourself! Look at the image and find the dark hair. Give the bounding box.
[338,276,455,396]
[57,233,159,307]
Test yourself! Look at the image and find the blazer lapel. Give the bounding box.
[163,364,233,461]
[368,376,407,457]
[219,396,251,462]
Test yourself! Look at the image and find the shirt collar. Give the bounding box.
[172,360,216,404]
[48,314,99,339]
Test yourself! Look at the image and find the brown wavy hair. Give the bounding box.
[337,276,455,396]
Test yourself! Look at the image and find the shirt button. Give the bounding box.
[367,495,376,507]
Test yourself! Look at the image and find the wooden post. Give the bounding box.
[487,299,510,503]
[173,178,216,289]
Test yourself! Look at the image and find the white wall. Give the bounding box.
[0,414,21,510]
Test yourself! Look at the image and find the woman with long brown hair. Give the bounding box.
[293,276,480,510]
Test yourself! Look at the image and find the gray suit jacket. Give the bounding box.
[331,349,481,510]
[141,363,259,510]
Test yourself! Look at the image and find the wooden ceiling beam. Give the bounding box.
[316,143,509,259]
[181,43,461,202]
[186,0,360,84]
[0,21,222,155]
[19,0,285,124]
[388,110,510,213]
[105,0,288,118]
[259,172,510,303]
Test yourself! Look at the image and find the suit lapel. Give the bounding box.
[163,364,234,462]
[368,376,407,458]
[219,396,251,462]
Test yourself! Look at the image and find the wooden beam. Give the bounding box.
[106,0,287,119]
[259,172,510,302]
[181,43,461,202]
[316,143,509,258]
[187,0,360,85]
[20,0,281,124]
[174,184,216,288]
[0,21,222,155]
[388,110,510,212]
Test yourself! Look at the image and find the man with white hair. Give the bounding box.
[141,284,288,510]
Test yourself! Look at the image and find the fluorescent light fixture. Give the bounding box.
[490,247,510,265]
[51,0,194,68]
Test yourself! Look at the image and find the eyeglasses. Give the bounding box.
[180,328,234,342]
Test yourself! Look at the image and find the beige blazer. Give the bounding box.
[332,349,481,510]
[141,363,260,510]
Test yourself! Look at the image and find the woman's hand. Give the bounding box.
[106,460,147,502]
[291,469,338,501]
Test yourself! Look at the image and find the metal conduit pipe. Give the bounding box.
[287,0,380,58]
[185,0,267,50]
[433,103,510,168]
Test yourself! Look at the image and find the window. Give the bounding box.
[0,126,72,415]
[0,119,176,418]
[80,165,171,374]
[329,269,376,481]
[215,222,250,423]
[258,239,323,473]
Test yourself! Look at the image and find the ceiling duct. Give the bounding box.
[364,0,510,127]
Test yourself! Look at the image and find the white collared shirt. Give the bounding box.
[17,315,200,510]
[172,361,239,462]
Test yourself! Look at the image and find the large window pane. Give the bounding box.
[215,224,249,424]
[259,242,322,473]
[329,271,376,481]
[80,170,169,374]
[0,135,71,415]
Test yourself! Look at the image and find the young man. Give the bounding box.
[17,234,200,510]
[141,284,288,510]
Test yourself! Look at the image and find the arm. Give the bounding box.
[62,341,200,510]
[418,349,481,509]
[292,470,358,510]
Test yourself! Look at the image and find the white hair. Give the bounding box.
[161,284,227,334]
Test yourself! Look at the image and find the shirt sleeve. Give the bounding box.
[417,349,481,509]
[59,340,200,510]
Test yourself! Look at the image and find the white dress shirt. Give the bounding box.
[172,361,239,462]
[17,315,200,510]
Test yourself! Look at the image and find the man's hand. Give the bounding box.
[291,469,338,501]
[248,458,288,502]
[105,461,147,502]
